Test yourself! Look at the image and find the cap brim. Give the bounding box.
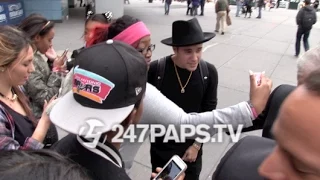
[50,91,134,135]
[161,32,216,46]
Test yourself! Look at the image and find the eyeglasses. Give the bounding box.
[137,44,155,55]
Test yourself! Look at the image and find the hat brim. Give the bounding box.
[50,91,134,135]
[161,32,216,47]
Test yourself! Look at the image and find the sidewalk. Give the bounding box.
[52,1,320,179]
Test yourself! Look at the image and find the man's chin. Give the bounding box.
[187,66,198,72]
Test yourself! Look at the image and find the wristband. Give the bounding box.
[52,67,62,73]
[251,107,258,119]
[247,101,258,119]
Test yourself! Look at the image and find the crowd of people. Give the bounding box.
[0,2,318,179]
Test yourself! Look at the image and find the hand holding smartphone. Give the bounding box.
[62,48,70,67]
[153,155,187,180]
[62,48,69,57]
[249,70,265,86]
[61,48,69,62]
[53,48,69,75]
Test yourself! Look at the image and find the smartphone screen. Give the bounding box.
[154,160,182,180]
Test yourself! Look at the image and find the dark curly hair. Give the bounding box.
[107,15,140,39]
[86,15,140,47]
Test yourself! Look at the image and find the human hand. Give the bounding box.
[53,52,68,68]
[151,168,185,180]
[60,63,68,72]
[249,70,272,114]
[41,95,58,121]
[45,47,57,60]
[182,145,199,162]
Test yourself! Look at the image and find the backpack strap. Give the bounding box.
[155,57,167,90]
[199,59,209,94]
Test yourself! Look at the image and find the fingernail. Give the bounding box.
[249,70,253,75]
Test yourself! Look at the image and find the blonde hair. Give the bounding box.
[0,26,33,68]
[0,26,36,124]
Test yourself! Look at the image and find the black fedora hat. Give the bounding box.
[161,18,216,47]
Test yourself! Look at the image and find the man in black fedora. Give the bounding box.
[148,18,218,180]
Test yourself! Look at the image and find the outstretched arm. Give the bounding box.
[120,83,254,171]
[139,83,254,137]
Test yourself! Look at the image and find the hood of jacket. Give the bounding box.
[304,5,315,11]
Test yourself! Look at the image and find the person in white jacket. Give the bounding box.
[48,15,272,173]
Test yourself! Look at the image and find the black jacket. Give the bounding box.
[296,5,317,28]
[212,136,276,180]
[257,0,264,7]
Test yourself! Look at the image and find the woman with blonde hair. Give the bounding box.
[0,26,54,150]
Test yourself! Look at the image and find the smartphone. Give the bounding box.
[62,48,69,57]
[255,71,265,86]
[61,48,69,66]
[153,155,187,180]
[255,72,262,86]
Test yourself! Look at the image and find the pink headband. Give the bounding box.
[112,21,150,46]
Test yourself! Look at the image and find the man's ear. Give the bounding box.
[122,109,137,129]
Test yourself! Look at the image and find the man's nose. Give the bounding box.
[191,52,198,61]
